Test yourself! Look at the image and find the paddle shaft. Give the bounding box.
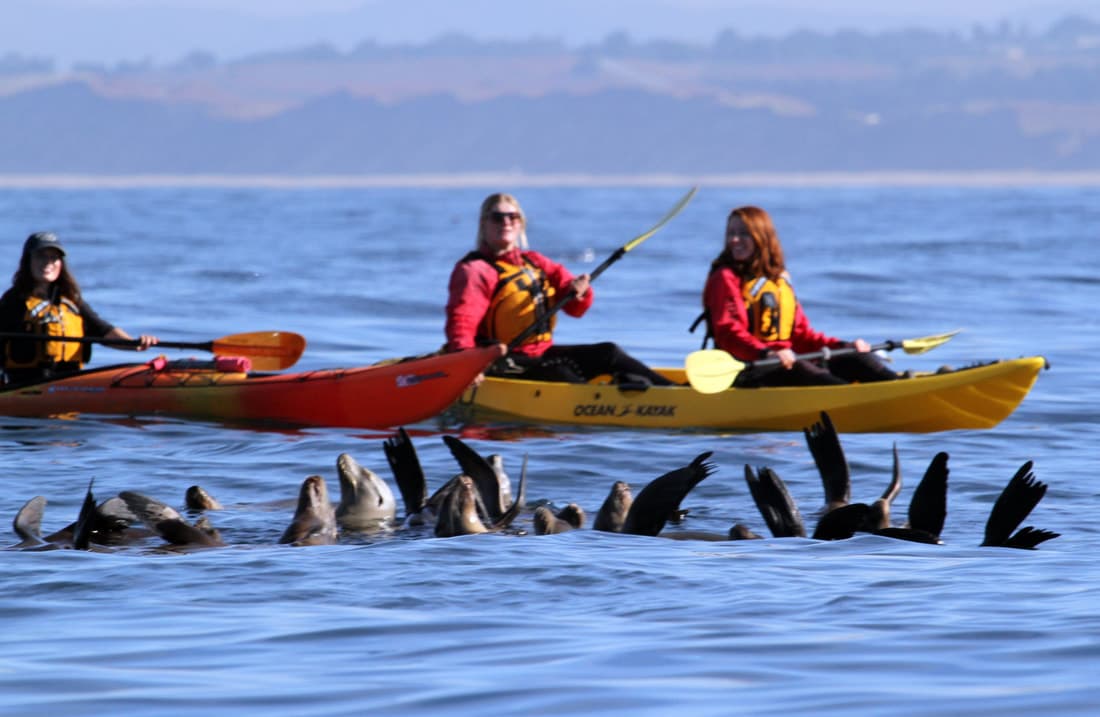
[744,340,902,371]
[0,332,207,351]
[506,186,698,351]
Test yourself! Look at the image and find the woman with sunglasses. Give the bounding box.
[699,205,899,387]
[445,193,673,385]
[1,232,158,385]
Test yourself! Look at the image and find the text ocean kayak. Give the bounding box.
[454,356,1046,433]
[0,345,502,429]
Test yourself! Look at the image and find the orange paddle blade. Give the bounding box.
[209,331,306,370]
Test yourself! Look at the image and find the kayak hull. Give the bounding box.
[0,346,502,429]
[455,356,1047,433]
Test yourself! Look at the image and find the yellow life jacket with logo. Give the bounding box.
[4,295,86,370]
[742,274,797,342]
[468,252,557,347]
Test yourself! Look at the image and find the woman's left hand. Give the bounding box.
[571,274,591,298]
[852,338,871,352]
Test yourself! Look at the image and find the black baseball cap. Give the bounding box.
[23,232,66,257]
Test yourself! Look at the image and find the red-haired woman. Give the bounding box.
[700,206,898,387]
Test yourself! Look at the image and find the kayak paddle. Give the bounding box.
[684,330,961,394]
[0,330,307,371]
[507,185,699,351]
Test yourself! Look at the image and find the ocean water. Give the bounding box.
[1,183,1098,716]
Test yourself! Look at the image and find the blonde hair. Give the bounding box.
[477,192,529,251]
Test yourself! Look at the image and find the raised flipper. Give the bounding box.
[804,411,849,511]
[622,452,715,537]
[907,452,948,538]
[982,462,1058,549]
[11,496,47,548]
[491,454,528,530]
[443,435,506,522]
[1002,526,1060,550]
[120,490,225,547]
[383,427,429,518]
[71,479,98,550]
[744,465,806,538]
[866,443,904,530]
[812,502,871,541]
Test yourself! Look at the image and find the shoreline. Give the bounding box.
[2,171,1100,189]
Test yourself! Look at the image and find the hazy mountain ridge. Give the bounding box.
[1,17,1098,174]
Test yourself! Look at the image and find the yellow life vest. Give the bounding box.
[4,295,86,369]
[742,275,797,342]
[477,254,557,347]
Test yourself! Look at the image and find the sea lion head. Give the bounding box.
[435,475,489,538]
[336,453,397,531]
[593,481,633,533]
[185,485,224,511]
[279,475,338,546]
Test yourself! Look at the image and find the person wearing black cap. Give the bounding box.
[0,232,158,385]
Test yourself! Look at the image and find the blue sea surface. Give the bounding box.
[1,184,1098,716]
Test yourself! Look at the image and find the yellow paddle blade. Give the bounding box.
[684,349,744,394]
[209,331,307,370]
[622,186,698,253]
[899,330,962,355]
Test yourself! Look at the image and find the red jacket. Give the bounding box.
[702,266,844,362]
[445,247,594,357]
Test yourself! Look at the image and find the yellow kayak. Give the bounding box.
[455,356,1047,433]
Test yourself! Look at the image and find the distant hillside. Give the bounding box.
[1,17,1098,175]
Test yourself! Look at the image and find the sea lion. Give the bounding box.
[434,455,529,538]
[185,485,223,511]
[621,452,716,537]
[533,503,585,535]
[728,523,764,540]
[8,482,146,550]
[981,461,1059,549]
[119,490,224,549]
[434,476,490,537]
[335,452,396,532]
[442,435,510,521]
[279,475,338,546]
[804,411,903,538]
[593,481,633,533]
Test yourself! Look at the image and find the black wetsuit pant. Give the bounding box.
[490,342,674,386]
[734,352,899,388]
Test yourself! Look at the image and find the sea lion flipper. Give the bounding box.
[744,465,806,538]
[442,435,504,522]
[492,454,528,530]
[622,451,715,537]
[120,490,222,547]
[982,461,1056,549]
[882,443,903,504]
[12,496,47,542]
[804,411,850,510]
[384,427,429,516]
[812,503,871,540]
[907,452,948,538]
[71,479,97,550]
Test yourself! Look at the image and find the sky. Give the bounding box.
[3,0,1094,67]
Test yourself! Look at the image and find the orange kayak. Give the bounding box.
[0,345,502,429]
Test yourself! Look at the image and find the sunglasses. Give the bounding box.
[489,211,522,224]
